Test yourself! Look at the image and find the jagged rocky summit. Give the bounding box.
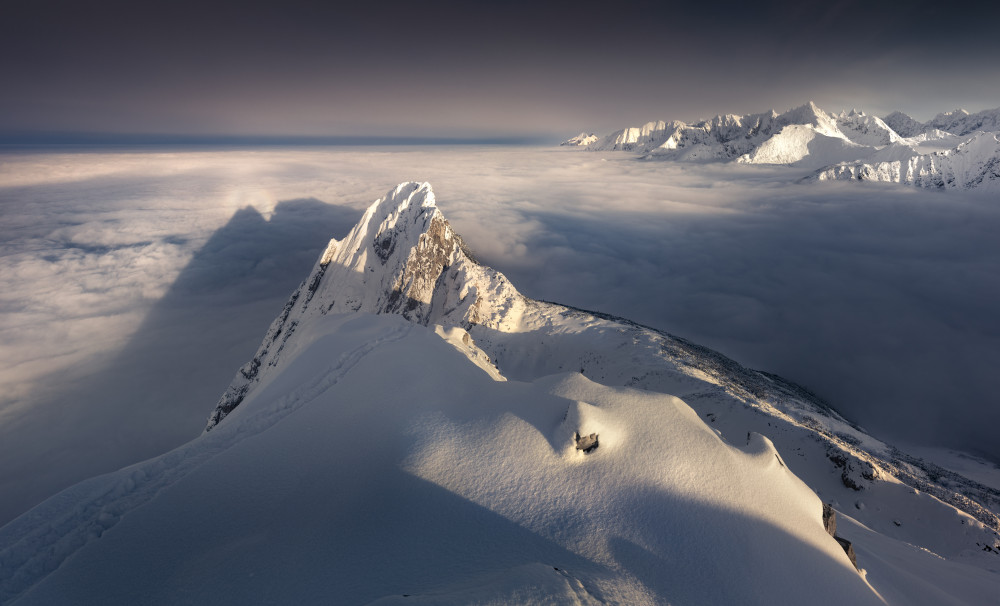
[3,183,998,605]
[570,101,1000,191]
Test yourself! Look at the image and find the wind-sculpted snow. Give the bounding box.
[583,101,1000,190]
[4,183,999,605]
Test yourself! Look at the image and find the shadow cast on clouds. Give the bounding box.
[0,197,361,526]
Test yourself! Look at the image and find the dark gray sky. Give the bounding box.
[3,0,999,139]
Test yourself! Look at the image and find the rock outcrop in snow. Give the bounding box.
[579,102,1000,190]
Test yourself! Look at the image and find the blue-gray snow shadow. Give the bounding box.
[7,374,872,606]
[0,198,361,526]
[474,190,1000,463]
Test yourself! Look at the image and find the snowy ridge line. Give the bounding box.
[0,320,413,604]
[541,303,1000,532]
[541,300,854,425]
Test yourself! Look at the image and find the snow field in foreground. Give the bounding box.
[3,313,882,605]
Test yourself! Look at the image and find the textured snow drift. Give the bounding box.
[1,183,998,605]
[583,102,1000,190]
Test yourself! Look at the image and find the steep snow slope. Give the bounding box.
[0,313,883,606]
[2,183,998,604]
[736,124,874,168]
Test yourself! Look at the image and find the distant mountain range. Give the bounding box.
[566,102,1000,191]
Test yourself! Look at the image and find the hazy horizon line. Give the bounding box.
[0,132,560,148]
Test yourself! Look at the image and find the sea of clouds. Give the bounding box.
[1,145,998,524]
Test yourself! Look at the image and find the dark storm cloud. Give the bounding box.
[2,0,998,138]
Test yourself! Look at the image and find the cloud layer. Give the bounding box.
[1,147,998,524]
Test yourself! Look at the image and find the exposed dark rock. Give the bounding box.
[575,432,599,454]
[822,503,837,537]
[827,448,881,491]
[835,536,858,570]
[821,504,860,571]
[373,228,397,263]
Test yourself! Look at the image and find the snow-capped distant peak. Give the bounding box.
[933,108,970,121]
[581,102,1000,190]
[882,111,924,138]
[781,100,829,124]
[560,132,598,146]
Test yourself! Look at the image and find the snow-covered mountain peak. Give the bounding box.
[882,110,923,138]
[933,108,971,122]
[206,181,525,428]
[561,132,598,146]
[781,100,829,124]
[3,181,999,604]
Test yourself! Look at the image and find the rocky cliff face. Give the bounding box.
[207,183,524,429]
